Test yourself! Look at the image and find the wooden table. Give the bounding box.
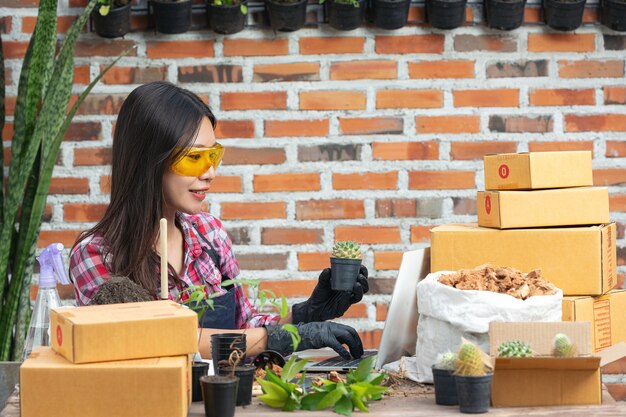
[3,386,626,417]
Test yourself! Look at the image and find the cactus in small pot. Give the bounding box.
[432,351,458,406]
[454,341,491,414]
[435,351,457,371]
[497,340,534,358]
[552,333,577,358]
[455,341,486,377]
[329,241,362,291]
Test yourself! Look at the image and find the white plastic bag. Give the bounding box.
[415,271,563,383]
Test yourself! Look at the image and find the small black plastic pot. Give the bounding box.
[211,333,246,371]
[200,375,239,417]
[426,0,467,29]
[327,0,367,31]
[266,0,308,32]
[455,374,492,414]
[543,0,586,31]
[92,3,131,38]
[207,1,248,34]
[151,0,192,34]
[432,366,458,406]
[485,0,526,30]
[218,364,256,406]
[192,362,209,402]
[602,0,626,31]
[372,0,411,29]
[330,257,362,291]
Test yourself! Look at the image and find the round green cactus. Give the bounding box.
[331,240,362,259]
[434,351,457,371]
[455,341,486,377]
[497,340,534,358]
[553,333,577,358]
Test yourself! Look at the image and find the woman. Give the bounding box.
[69,82,368,360]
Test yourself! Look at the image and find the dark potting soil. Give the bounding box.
[90,276,153,305]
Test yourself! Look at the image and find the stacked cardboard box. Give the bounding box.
[20,300,199,417]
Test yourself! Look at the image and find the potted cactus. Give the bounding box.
[454,341,492,414]
[432,351,458,406]
[552,333,577,357]
[92,0,131,38]
[330,241,362,291]
[497,340,534,358]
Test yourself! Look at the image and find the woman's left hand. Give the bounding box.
[291,266,369,323]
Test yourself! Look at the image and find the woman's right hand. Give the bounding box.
[266,322,364,360]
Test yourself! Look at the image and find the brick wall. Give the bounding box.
[2,0,626,385]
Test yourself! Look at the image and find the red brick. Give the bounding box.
[604,86,626,104]
[377,90,442,109]
[372,141,439,160]
[559,60,624,78]
[100,176,111,194]
[411,225,434,243]
[607,141,626,157]
[222,147,285,165]
[49,178,89,195]
[74,40,137,57]
[583,7,599,22]
[343,304,367,319]
[409,171,475,189]
[221,92,287,111]
[211,176,242,193]
[300,91,366,110]
[610,194,626,212]
[524,7,541,22]
[565,114,626,132]
[593,169,626,186]
[299,37,364,54]
[1,16,11,34]
[22,15,78,34]
[528,34,595,52]
[359,330,382,350]
[178,65,242,83]
[298,252,332,271]
[253,173,320,192]
[101,66,167,85]
[73,65,90,85]
[451,141,517,160]
[64,203,107,222]
[375,35,444,54]
[238,253,288,271]
[76,94,126,115]
[374,251,403,270]
[529,89,595,106]
[330,60,397,80]
[4,41,28,59]
[253,62,320,82]
[408,61,475,79]
[73,148,112,166]
[407,5,425,21]
[376,199,416,218]
[603,356,626,374]
[454,35,517,52]
[333,172,398,190]
[454,89,519,107]
[339,117,403,135]
[221,202,286,219]
[37,230,82,248]
[376,303,388,322]
[265,119,329,137]
[223,39,289,57]
[215,120,255,139]
[488,115,553,133]
[259,280,317,297]
[2,123,13,141]
[296,200,364,220]
[262,228,323,245]
[606,384,626,401]
[528,141,594,154]
[335,226,401,244]
[146,40,214,59]
[415,115,481,134]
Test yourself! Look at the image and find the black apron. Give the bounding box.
[192,225,237,330]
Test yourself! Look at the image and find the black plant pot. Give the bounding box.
[192,362,209,402]
[432,367,458,406]
[543,0,586,31]
[372,0,411,29]
[218,364,256,406]
[200,375,239,417]
[327,0,366,31]
[266,0,308,32]
[210,333,246,371]
[455,374,492,414]
[151,0,192,34]
[602,0,626,31]
[426,0,467,29]
[330,257,362,291]
[485,0,526,30]
[92,4,131,38]
[207,1,248,34]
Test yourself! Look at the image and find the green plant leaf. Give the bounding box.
[334,395,353,417]
[258,393,286,409]
[240,4,247,14]
[282,395,301,411]
[280,294,289,318]
[351,395,368,412]
[300,392,326,410]
[364,372,386,385]
[257,378,289,402]
[317,387,344,410]
[265,368,291,393]
[99,4,110,15]
[352,354,376,382]
[281,323,301,352]
[282,357,309,383]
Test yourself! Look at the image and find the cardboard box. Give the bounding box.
[489,322,626,407]
[430,223,617,296]
[484,151,593,190]
[51,300,198,364]
[563,289,626,353]
[21,347,190,417]
[477,187,609,229]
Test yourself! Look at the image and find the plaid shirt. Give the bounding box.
[69,211,280,329]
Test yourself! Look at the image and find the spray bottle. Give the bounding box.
[22,242,69,360]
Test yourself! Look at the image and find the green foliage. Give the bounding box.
[331,241,362,260]
[319,0,360,7]
[258,354,388,416]
[211,0,248,15]
[0,0,129,361]
[497,340,534,358]
[96,0,129,16]
[552,333,576,358]
[455,341,486,377]
[434,351,457,370]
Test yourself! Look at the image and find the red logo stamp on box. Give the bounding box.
[485,195,491,215]
[498,164,510,179]
[56,325,62,346]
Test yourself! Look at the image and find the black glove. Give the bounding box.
[266,321,364,360]
[292,266,369,324]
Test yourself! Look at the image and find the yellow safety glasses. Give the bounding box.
[170,143,225,177]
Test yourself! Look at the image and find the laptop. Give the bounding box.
[301,248,430,372]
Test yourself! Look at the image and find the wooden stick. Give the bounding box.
[160,218,168,300]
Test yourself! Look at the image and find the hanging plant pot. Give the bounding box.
[92,3,131,38]
[372,0,411,29]
[151,0,193,34]
[191,362,209,402]
[218,364,256,406]
[327,0,367,31]
[330,257,362,291]
[485,0,526,30]
[426,0,467,29]
[199,375,239,417]
[266,0,308,32]
[601,0,626,31]
[543,0,586,31]
[432,366,458,406]
[455,374,492,414]
[207,1,248,34]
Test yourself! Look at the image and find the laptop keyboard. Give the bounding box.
[309,350,377,368]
